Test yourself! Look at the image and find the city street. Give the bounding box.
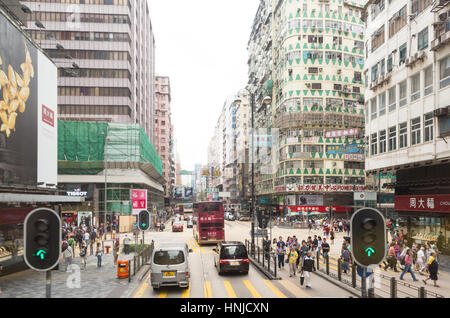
[131,219,353,298]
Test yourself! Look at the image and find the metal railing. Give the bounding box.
[314,251,444,298]
[245,239,278,278]
[129,241,154,282]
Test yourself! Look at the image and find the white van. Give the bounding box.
[150,243,192,289]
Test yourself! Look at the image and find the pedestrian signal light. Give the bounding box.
[350,208,386,267]
[138,210,150,231]
[24,208,61,271]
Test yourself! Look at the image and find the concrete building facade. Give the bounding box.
[363,0,450,253]
[247,0,368,215]
[24,0,156,142]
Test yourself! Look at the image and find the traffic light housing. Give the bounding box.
[350,208,386,267]
[24,208,61,271]
[138,210,150,231]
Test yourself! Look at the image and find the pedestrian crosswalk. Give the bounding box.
[132,277,310,298]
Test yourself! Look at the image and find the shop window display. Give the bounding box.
[0,223,24,276]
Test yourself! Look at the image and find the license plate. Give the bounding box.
[164,272,175,277]
[230,261,239,266]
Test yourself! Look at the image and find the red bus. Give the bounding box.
[193,201,225,245]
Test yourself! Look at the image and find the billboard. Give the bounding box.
[131,189,147,215]
[184,187,193,199]
[326,144,359,155]
[0,13,57,187]
[298,195,324,206]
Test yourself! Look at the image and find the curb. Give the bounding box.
[313,270,361,298]
[248,256,281,280]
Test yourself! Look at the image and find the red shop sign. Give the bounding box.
[395,194,450,213]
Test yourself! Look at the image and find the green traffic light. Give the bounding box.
[36,249,47,260]
[142,223,146,227]
[365,247,375,257]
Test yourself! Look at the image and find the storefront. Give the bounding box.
[395,194,450,254]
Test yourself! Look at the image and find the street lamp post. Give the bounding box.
[235,90,271,252]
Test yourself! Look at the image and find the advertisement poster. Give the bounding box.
[77,212,92,227]
[174,187,183,199]
[131,189,147,215]
[298,195,324,206]
[0,14,57,187]
[184,187,193,199]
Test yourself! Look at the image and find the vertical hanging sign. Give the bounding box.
[131,189,147,215]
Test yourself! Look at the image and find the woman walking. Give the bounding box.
[288,246,298,277]
[80,242,88,270]
[423,252,439,287]
[330,229,335,245]
[96,243,103,268]
[113,241,120,266]
[399,249,418,282]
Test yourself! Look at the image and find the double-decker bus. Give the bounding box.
[193,201,225,245]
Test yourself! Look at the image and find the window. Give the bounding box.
[303,176,324,184]
[379,130,387,153]
[387,53,393,72]
[439,56,450,89]
[399,81,407,107]
[380,58,385,76]
[371,0,385,21]
[389,126,397,151]
[371,25,385,52]
[399,122,408,148]
[411,73,420,102]
[379,92,386,116]
[354,72,362,82]
[411,0,433,17]
[424,112,434,142]
[424,66,433,96]
[371,98,377,119]
[418,27,428,51]
[311,83,322,90]
[389,6,407,38]
[371,133,378,155]
[399,43,407,65]
[326,176,343,184]
[411,117,421,145]
[388,86,396,112]
[371,64,379,82]
[303,160,324,169]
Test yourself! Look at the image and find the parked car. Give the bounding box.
[213,241,249,275]
[172,221,184,232]
[150,243,193,289]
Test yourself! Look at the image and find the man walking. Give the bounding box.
[301,251,316,288]
[276,237,286,270]
[322,238,330,258]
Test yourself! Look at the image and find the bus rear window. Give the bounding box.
[202,204,221,212]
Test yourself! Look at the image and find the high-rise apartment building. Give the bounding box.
[363,0,450,253]
[155,75,175,201]
[248,0,367,215]
[24,0,156,142]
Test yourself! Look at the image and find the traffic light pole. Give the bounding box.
[250,91,255,252]
[361,267,367,298]
[46,270,51,298]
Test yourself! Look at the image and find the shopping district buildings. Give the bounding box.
[206,0,450,254]
[0,0,176,276]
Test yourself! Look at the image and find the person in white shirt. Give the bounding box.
[417,247,426,274]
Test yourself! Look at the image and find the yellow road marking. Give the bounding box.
[187,240,199,254]
[181,283,190,298]
[133,282,149,298]
[192,238,206,254]
[158,290,167,298]
[243,280,261,298]
[223,281,237,298]
[263,280,287,298]
[278,279,311,298]
[204,281,212,298]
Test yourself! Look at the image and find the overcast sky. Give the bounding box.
[147,0,259,171]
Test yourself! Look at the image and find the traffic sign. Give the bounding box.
[357,265,373,278]
[138,210,150,231]
[24,208,61,271]
[350,208,386,267]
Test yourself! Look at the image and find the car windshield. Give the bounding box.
[153,250,185,265]
[220,245,248,259]
[174,222,183,226]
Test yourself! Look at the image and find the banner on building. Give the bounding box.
[184,187,193,198]
[274,184,366,192]
[325,128,361,138]
[131,189,147,215]
[326,144,360,155]
[298,195,324,206]
[224,168,233,178]
[354,192,377,201]
[281,206,347,213]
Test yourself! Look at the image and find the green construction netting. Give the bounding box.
[58,121,162,176]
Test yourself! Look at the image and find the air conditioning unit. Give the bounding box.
[319,68,323,72]
[379,75,385,82]
[405,57,411,65]
[337,69,342,74]
[434,107,448,117]
[306,83,312,88]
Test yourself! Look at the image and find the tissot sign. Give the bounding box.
[395,195,450,213]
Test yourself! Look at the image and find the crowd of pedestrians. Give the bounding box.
[262,218,442,290]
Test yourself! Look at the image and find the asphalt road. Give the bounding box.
[132,219,353,298]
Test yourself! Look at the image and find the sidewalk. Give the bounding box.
[0,249,140,298]
[266,225,450,298]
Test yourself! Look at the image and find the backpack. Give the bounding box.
[80,248,86,257]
